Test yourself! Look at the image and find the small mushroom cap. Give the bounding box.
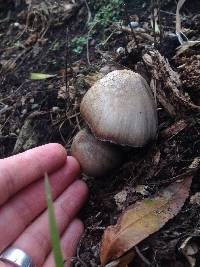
[80,70,157,147]
[71,129,123,177]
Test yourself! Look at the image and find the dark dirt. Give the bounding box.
[0,0,200,266]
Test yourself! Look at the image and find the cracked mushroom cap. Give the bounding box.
[71,129,123,177]
[80,70,158,147]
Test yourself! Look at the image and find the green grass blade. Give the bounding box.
[30,73,56,80]
[45,173,64,267]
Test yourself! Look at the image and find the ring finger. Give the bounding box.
[44,219,84,267]
[1,180,88,267]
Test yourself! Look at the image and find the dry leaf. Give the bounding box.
[100,175,192,266]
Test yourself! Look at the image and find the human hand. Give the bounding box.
[0,143,88,267]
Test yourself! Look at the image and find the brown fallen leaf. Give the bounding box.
[100,175,192,266]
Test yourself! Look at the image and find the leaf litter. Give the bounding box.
[101,173,193,266]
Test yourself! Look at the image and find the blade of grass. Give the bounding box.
[45,173,64,267]
[30,73,56,80]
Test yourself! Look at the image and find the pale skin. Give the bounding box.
[0,143,88,267]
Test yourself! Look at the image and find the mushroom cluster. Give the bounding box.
[71,69,158,177]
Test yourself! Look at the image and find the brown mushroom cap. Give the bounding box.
[71,129,123,177]
[80,70,157,147]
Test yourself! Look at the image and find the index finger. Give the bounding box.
[0,143,67,206]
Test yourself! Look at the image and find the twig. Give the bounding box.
[86,22,97,65]
[65,26,74,113]
[123,3,149,75]
[65,27,69,100]
[86,33,91,65]
[176,0,187,44]
[17,2,32,40]
[135,246,151,266]
[0,81,28,102]
[84,0,92,25]
[59,119,68,145]
[157,0,162,43]
[160,10,176,16]
[76,231,88,267]
[123,3,139,48]
[149,166,199,186]
[151,0,156,44]
[84,0,93,65]
[101,30,117,46]
[0,10,11,23]
[0,105,13,115]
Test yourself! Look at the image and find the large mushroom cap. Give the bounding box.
[80,70,158,147]
[71,129,123,177]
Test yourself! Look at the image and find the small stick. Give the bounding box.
[84,0,92,25]
[76,231,88,267]
[151,0,156,44]
[65,26,72,110]
[123,3,149,75]
[123,3,139,48]
[65,27,69,96]
[157,0,162,43]
[86,22,97,65]
[135,245,151,266]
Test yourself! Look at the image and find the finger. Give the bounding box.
[0,262,14,267]
[44,219,84,267]
[13,180,88,266]
[0,220,83,267]
[0,143,67,205]
[0,157,80,252]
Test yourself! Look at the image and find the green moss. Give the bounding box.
[70,35,88,54]
[89,0,123,30]
[70,0,123,54]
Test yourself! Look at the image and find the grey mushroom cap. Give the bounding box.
[80,70,158,147]
[71,129,123,177]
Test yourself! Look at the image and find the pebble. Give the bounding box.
[129,21,139,28]
[52,106,60,112]
[116,47,125,55]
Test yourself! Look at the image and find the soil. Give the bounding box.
[0,0,200,266]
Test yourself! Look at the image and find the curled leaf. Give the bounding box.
[100,175,193,266]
